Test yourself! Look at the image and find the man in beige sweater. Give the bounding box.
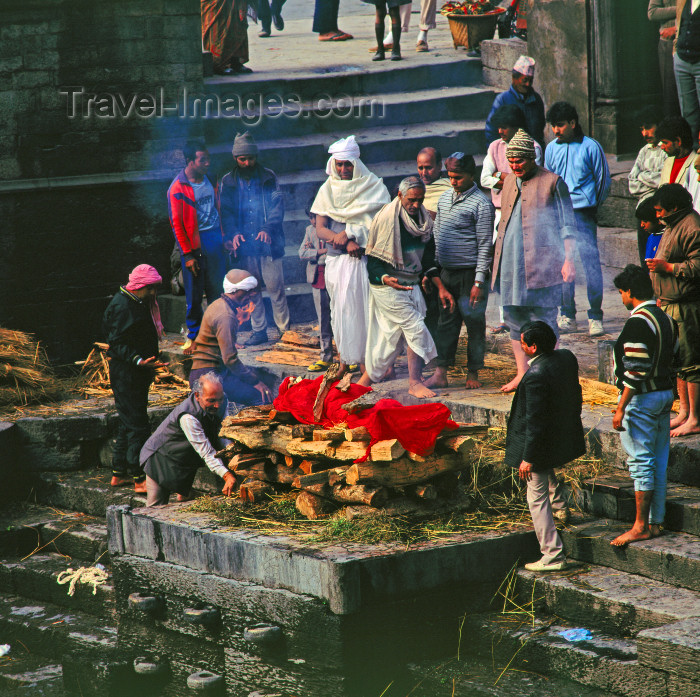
[189,269,272,406]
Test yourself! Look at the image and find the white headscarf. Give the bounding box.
[223,274,258,294]
[311,136,390,247]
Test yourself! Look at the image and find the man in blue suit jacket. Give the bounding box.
[505,321,586,571]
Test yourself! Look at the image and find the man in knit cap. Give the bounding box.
[492,129,578,393]
[102,264,167,493]
[311,135,391,371]
[484,56,546,148]
[218,131,290,346]
[425,152,494,390]
[190,269,273,406]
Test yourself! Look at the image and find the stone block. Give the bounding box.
[597,339,616,384]
[637,617,700,680]
[106,505,129,556]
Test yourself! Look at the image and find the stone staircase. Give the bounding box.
[157,56,496,334]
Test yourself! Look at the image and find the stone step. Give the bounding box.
[202,84,496,146]
[573,473,700,537]
[157,282,317,336]
[0,592,117,662]
[598,226,638,271]
[560,517,700,593]
[0,654,63,696]
[207,118,488,177]
[637,617,700,685]
[0,504,108,564]
[0,553,114,618]
[35,471,146,518]
[462,613,669,697]
[203,54,485,101]
[516,563,700,638]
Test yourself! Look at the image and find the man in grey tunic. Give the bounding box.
[491,130,578,393]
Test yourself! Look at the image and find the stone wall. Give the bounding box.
[480,37,528,92]
[0,0,204,362]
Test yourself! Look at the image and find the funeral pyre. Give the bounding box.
[218,366,488,520]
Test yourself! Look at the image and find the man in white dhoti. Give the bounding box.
[311,136,391,370]
[358,176,450,399]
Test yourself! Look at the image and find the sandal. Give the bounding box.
[308,360,330,372]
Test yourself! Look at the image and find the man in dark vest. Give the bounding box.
[140,372,235,506]
[505,321,586,572]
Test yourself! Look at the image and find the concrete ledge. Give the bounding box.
[108,504,538,615]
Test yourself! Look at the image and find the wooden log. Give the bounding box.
[298,459,331,475]
[344,496,474,521]
[295,491,334,520]
[368,438,405,461]
[276,424,316,440]
[331,484,387,507]
[312,428,345,442]
[267,451,280,465]
[346,453,462,487]
[268,409,296,423]
[437,435,477,460]
[279,330,321,349]
[293,466,350,489]
[284,455,296,467]
[228,453,270,471]
[256,349,318,367]
[286,439,337,458]
[344,426,371,442]
[342,391,380,414]
[215,442,246,460]
[335,373,353,392]
[313,363,344,422]
[444,424,489,438]
[239,479,274,503]
[328,468,348,486]
[235,463,304,485]
[413,484,438,500]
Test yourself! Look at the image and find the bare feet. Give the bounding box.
[671,417,700,437]
[409,381,436,399]
[177,492,195,502]
[670,411,688,429]
[464,370,482,390]
[424,368,448,388]
[610,525,651,547]
[383,366,397,381]
[500,373,525,393]
[650,524,663,538]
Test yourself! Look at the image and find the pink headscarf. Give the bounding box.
[124,264,164,338]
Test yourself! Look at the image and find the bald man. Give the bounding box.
[189,269,272,406]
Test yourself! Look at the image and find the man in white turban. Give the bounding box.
[311,136,391,370]
[189,269,273,405]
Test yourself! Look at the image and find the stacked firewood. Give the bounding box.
[218,403,488,520]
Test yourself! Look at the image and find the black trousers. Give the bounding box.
[434,267,488,371]
[109,361,152,482]
[258,0,286,31]
[313,0,340,33]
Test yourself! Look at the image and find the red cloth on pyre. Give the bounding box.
[273,377,457,459]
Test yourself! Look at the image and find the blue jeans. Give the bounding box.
[180,230,228,340]
[561,209,603,321]
[674,53,700,139]
[620,389,674,525]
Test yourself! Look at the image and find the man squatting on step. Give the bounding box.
[358,175,451,399]
[103,265,168,494]
[612,264,678,547]
[311,135,391,372]
[505,321,586,572]
[140,372,235,506]
[189,269,273,407]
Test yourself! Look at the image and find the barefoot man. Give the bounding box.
[648,183,700,436]
[611,265,678,547]
[358,176,447,399]
[492,129,577,393]
[424,152,494,390]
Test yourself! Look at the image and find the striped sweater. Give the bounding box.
[613,300,678,393]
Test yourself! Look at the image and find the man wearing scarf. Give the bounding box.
[311,136,391,370]
[358,176,442,399]
[102,265,167,492]
[492,129,577,394]
[189,269,273,406]
[201,0,255,75]
[648,183,700,437]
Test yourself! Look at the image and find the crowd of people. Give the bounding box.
[100,39,700,575]
[200,0,443,73]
